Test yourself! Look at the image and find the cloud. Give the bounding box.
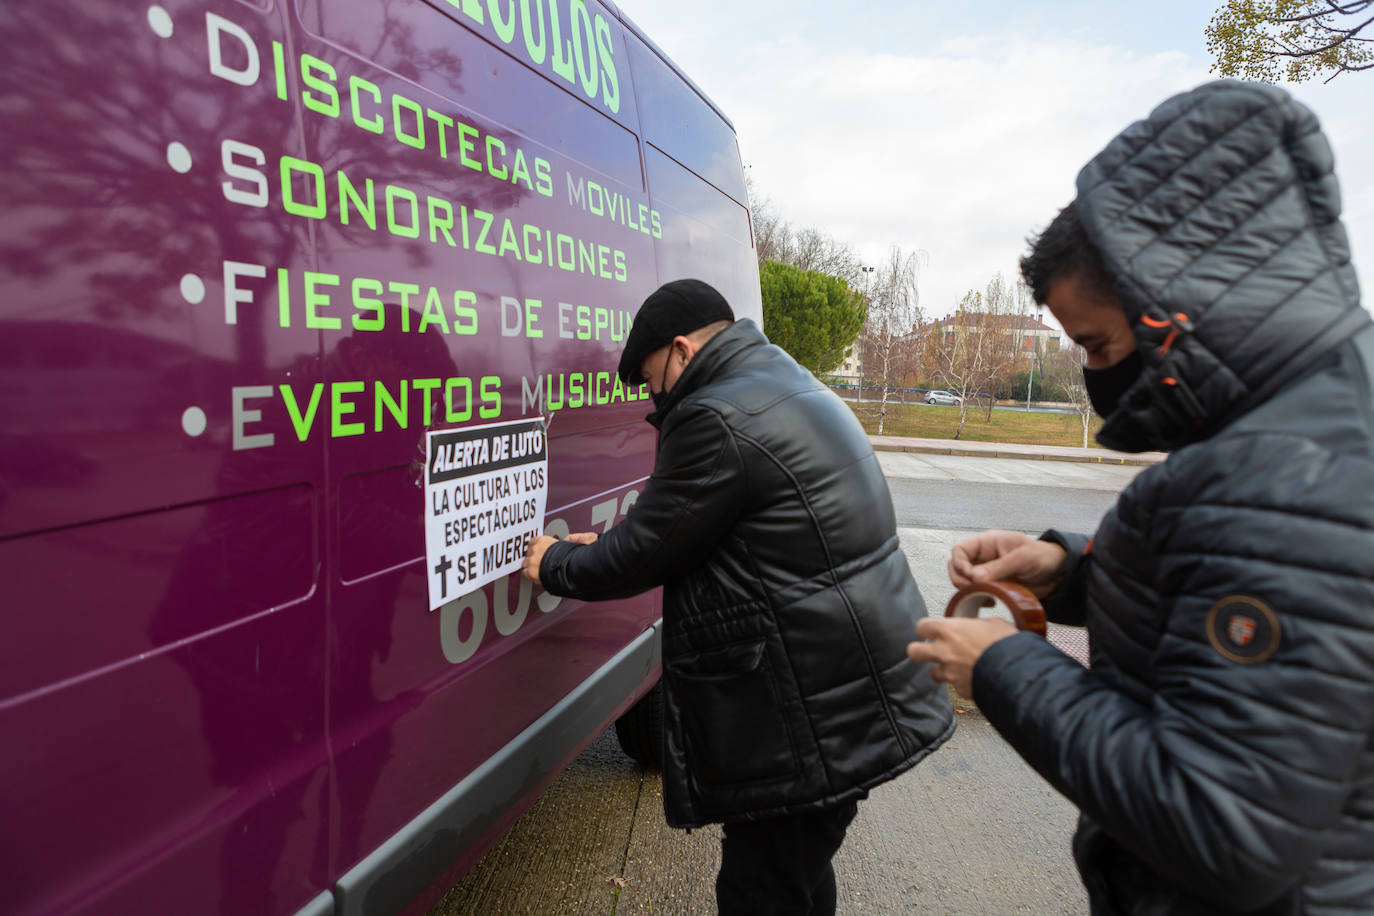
[630,3,1371,320]
[707,33,1212,316]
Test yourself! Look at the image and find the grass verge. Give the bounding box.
[849,400,1104,448]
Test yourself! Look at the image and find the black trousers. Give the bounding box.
[716,800,860,916]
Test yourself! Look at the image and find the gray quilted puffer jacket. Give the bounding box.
[974,81,1374,914]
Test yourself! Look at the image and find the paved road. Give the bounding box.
[429,455,1147,915]
[881,451,1135,536]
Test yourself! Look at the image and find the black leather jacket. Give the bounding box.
[975,81,1374,915]
[540,319,954,827]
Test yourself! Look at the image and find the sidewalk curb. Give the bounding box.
[869,435,1167,467]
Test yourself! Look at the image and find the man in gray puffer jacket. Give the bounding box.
[523,278,953,915]
[908,80,1374,914]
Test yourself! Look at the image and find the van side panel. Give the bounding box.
[287,0,665,884]
[0,1,756,913]
[0,1,331,914]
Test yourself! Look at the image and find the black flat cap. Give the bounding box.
[616,279,735,384]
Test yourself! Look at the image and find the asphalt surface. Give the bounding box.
[883,462,1129,536]
[429,448,1150,915]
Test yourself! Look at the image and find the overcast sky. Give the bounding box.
[625,0,1374,324]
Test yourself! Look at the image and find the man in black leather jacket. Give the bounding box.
[908,80,1374,915]
[523,278,953,916]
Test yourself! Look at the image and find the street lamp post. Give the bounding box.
[1024,309,1043,411]
[858,265,875,404]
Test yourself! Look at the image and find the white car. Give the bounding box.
[924,390,962,406]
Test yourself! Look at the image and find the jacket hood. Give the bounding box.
[1077,79,1367,452]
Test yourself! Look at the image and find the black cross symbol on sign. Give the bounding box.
[433,554,452,600]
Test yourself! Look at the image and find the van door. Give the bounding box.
[287,0,667,904]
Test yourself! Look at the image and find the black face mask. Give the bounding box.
[1082,349,1143,419]
[647,348,681,416]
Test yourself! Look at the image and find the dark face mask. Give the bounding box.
[1082,349,1143,419]
[647,348,681,416]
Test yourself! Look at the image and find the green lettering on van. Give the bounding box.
[454,290,480,335]
[521,0,548,64]
[392,94,426,150]
[595,15,619,113]
[301,54,340,118]
[350,76,385,133]
[473,209,498,254]
[281,157,326,218]
[443,0,485,25]
[304,272,341,329]
[456,123,482,171]
[428,197,457,247]
[420,288,451,335]
[277,267,291,327]
[498,219,521,259]
[377,380,408,430]
[386,185,421,238]
[480,376,502,418]
[426,109,453,158]
[445,377,473,423]
[413,378,441,425]
[352,278,384,330]
[332,381,365,437]
[549,0,576,83]
[272,41,288,101]
[484,135,508,180]
[570,0,598,99]
[488,0,517,42]
[280,383,324,441]
[339,171,376,229]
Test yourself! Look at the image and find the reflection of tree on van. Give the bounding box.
[274,4,550,277]
[0,1,538,338]
[147,305,455,916]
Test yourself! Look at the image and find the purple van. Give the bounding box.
[0,1,760,913]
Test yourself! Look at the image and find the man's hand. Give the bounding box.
[521,532,598,586]
[948,529,1067,598]
[907,617,1017,698]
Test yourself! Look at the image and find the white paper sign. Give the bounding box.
[425,418,548,611]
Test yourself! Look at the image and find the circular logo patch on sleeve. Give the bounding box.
[1205,596,1281,664]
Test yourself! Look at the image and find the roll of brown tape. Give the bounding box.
[944,581,1048,637]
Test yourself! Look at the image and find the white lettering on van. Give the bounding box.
[221,139,268,207]
[206,12,259,87]
[223,260,266,325]
[521,375,544,414]
[566,174,661,239]
[557,301,631,341]
[232,386,276,450]
[500,296,544,337]
[440,588,488,664]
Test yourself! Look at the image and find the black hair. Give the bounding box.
[1019,200,1114,305]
